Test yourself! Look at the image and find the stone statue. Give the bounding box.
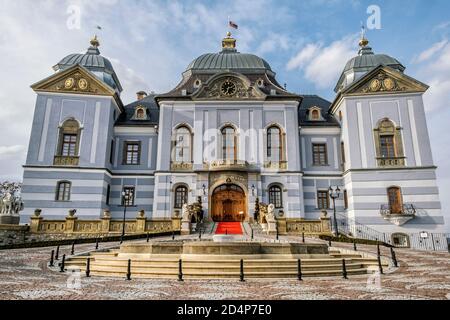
[267,204,276,222]
[182,204,190,222]
[0,181,23,224]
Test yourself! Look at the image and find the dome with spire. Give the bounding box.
[334,32,405,93]
[184,32,274,75]
[53,36,123,93]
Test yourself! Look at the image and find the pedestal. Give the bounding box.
[0,214,20,225]
[180,220,191,235]
[267,219,277,235]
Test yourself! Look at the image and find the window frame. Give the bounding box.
[174,126,192,163]
[55,181,71,202]
[123,141,141,165]
[174,185,188,209]
[312,143,328,166]
[221,126,237,161]
[317,190,329,209]
[267,126,283,162]
[268,185,283,208]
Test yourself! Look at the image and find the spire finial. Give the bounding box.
[90,35,100,48]
[222,31,236,51]
[359,24,369,48]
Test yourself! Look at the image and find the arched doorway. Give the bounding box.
[211,184,246,222]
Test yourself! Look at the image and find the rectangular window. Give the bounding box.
[123,141,141,165]
[122,187,135,206]
[344,189,348,209]
[106,184,111,205]
[312,143,328,166]
[56,181,71,201]
[340,142,346,164]
[110,140,115,165]
[61,134,77,156]
[380,135,395,158]
[317,190,329,209]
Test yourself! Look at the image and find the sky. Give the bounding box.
[0,0,449,230]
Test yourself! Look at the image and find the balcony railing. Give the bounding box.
[376,157,406,167]
[170,162,193,171]
[53,156,79,166]
[263,161,287,170]
[380,203,416,226]
[380,203,416,215]
[204,160,249,171]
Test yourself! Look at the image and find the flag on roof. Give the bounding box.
[229,21,238,29]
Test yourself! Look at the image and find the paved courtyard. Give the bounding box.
[0,238,449,300]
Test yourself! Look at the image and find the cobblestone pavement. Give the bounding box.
[0,237,449,300]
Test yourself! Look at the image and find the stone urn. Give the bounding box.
[278,210,285,217]
[138,210,145,218]
[103,210,111,218]
[174,209,180,218]
[321,210,328,218]
[68,209,77,217]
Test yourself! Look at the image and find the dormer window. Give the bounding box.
[308,107,323,121]
[256,79,264,88]
[132,105,148,120]
[194,79,202,89]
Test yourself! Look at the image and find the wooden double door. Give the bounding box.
[211,184,246,222]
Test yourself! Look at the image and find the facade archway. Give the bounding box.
[211,184,246,222]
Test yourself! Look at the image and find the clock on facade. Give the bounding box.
[221,80,237,96]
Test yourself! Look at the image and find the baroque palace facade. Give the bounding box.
[21,32,446,248]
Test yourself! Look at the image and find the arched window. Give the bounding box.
[136,108,145,119]
[222,126,236,161]
[387,186,403,214]
[268,185,283,208]
[174,126,192,162]
[311,109,320,120]
[56,181,71,201]
[267,126,283,162]
[174,185,188,208]
[58,119,80,157]
[374,118,404,166]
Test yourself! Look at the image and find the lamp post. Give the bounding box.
[328,186,341,237]
[120,191,130,244]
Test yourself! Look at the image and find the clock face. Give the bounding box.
[78,78,88,90]
[64,78,75,89]
[221,80,237,96]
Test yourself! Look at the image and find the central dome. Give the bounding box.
[185,32,273,73]
[186,52,273,72]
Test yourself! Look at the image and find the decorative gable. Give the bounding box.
[192,73,266,101]
[343,66,429,96]
[31,65,116,97]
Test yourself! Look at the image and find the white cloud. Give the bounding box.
[286,34,357,89]
[0,145,26,157]
[412,39,448,64]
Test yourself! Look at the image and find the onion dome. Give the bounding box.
[334,33,405,92]
[53,35,122,93]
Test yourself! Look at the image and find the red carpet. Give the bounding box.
[215,222,243,235]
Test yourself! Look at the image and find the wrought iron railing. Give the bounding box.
[380,203,416,216]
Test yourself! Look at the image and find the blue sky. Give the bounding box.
[0,0,449,230]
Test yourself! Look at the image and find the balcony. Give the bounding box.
[53,156,79,166]
[204,160,249,171]
[263,161,287,170]
[376,157,406,167]
[380,203,416,225]
[170,162,193,171]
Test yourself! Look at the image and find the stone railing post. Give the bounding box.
[101,210,111,233]
[172,216,182,232]
[64,209,78,234]
[136,210,146,233]
[30,209,43,233]
[276,212,287,235]
[320,210,331,234]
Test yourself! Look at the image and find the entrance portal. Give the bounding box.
[211,184,246,222]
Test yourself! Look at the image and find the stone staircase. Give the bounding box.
[62,246,390,279]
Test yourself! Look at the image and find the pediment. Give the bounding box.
[343,65,429,96]
[31,65,115,96]
[192,73,266,101]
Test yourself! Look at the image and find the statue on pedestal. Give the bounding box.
[0,181,23,224]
